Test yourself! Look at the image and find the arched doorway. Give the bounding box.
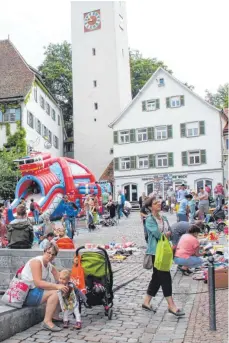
[146,183,154,196]
[123,183,138,202]
[195,179,213,193]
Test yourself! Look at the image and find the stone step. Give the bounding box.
[0,301,45,341]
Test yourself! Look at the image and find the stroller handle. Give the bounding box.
[75,245,109,256]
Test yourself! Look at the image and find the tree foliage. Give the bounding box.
[38,41,73,136]
[129,50,173,98]
[4,121,27,156]
[205,83,229,109]
[0,122,26,199]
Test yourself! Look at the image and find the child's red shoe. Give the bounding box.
[63,321,69,328]
[74,321,81,330]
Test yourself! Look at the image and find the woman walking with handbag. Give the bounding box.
[142,197,185,317]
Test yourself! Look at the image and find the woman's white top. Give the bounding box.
[21,255,52,289]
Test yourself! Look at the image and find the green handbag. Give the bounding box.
[154,234,173,272]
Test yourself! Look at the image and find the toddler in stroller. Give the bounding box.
[72,246,114,320]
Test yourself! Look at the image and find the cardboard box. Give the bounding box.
[215,268,228,288]
[205,268,228,289]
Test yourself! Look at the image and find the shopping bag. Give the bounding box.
[154,234,173,272]
[70,255,86,294]
[1,276,30,308]
[143,254,153,269]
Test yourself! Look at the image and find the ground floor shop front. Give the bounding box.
[114,169,223,201]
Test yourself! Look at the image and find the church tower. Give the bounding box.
[71,1,132,178]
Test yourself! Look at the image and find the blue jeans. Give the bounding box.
[117,204,123,219]
[215,195,224,207]
[64,217,75,238]
[174,256,203,268]
[24,287,44,306]
[33,210,39,224]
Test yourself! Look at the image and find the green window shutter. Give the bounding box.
[113,131,118,144]
[180,95,185,106]
[130,156,136,169]
[156,99,160,109]
[149,154,156,168]
[147,127,154,141]
[168,153,174,167]
[142,101,146,111]
[180,123,186,137]
[166,97,170,108]
[200,150,206,164]
[199,121,205,135]
[130,129,136,143]
[167,125,173,139]
[114,158,119,171]
[181,151,188,165]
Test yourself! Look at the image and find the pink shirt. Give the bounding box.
[175,234,199,259]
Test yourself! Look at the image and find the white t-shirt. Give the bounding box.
[21,256,52,289]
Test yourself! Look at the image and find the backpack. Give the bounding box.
[30,202,35,211]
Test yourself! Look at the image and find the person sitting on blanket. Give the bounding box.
[58,269,82,329]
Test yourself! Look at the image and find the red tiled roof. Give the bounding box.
[99,160,114,182]
[0,39,34,100]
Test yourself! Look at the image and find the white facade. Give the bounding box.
[71,1,131,179]
[111,68,224,201]
[0,82,64,157]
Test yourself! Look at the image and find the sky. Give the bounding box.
[0,0,228,97]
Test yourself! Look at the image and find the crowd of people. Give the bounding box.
[140,181,226,316]
[0,189,133,249]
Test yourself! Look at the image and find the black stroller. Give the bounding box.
[101,203,117,226]
[76,246,114,319]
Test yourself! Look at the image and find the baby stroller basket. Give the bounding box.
[75,246,114,316]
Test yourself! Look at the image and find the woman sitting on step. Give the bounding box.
[21,242,69,332]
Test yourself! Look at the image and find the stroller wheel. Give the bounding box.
[217,222,225,232]
[108,308,113,320]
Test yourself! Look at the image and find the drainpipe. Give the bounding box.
[219,110,224,186]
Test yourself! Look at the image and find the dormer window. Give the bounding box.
[158,78,165,87]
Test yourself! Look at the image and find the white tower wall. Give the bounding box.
[71,1,131,178]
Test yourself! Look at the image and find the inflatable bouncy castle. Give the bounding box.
[10,152,102,220]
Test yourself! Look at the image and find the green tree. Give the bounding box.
[205,83,229,109]
[0,150,20,199]
[4,121,27,155]
[129,50,172,98]
[38,41,73,136]
[0,122,26,199]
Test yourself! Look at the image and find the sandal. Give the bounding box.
[142,304,156,312]
[168,309,185,317]
[74,321,82,330]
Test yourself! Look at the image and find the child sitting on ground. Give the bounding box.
[58,269,82,329]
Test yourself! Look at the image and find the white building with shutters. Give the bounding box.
[109,67,225,201]
[0,39,64,157]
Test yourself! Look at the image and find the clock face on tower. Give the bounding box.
[84,9,101,32]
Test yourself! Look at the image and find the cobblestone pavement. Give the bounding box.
[2,212,228,343]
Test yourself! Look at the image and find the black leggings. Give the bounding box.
[147,255,172,298]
